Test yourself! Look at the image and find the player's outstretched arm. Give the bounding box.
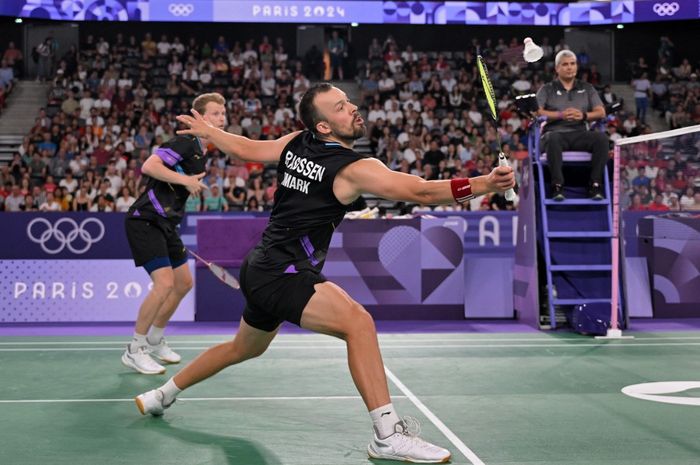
[176,109,302,163]
[335,158,515,206]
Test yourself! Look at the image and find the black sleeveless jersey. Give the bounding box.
[128,135,207,226]
[249,131,367,275]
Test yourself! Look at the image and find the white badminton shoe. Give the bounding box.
[135,389,174,416]
[148,338,181,364]
[367,417,451,463]
[121,345,166,375]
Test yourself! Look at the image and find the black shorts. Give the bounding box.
[125,217,187,269]
[239,256,326,332]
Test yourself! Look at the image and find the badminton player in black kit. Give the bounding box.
[135,84,514,462]
[121,93,226,375]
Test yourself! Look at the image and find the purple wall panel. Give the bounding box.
[638,217,700,317]
[513,157,540,327]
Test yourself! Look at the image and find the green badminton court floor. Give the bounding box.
[1,331,699,465]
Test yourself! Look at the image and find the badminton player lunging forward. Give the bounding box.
[135,84,514,462]
[121,93,226,375]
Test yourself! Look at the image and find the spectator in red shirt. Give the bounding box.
[671,170,687,192]
[629,193,647,211]
[92,140,110,166]
[648,194,670,211]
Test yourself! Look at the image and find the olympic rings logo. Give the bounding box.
[27,218,105,255]
[168,3,194,16]
[652,2,680,16]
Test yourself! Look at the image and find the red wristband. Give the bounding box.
[451,178,474,203]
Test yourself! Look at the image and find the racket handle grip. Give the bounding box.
[498,153,516,202]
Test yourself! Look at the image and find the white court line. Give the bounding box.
[0,395,405,404]
[385,366,485,465]
[3,335,700,345]
[2,342,700,352]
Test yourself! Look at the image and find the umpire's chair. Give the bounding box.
[527,117,623,330]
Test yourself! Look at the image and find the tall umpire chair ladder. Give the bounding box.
[529,122,622,329]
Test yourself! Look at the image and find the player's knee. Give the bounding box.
[226,339,266,362]
[346,303,376,337]
[174,277,193,296]
[152,277,175,296]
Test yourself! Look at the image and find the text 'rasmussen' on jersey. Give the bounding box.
[282,150,326,194]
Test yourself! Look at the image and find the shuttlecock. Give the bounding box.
[523,37,544,63]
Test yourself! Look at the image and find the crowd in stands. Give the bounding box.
[0,32,698,213]
[623,36,700,211]
[629,37,700,131]
[0,41,21,114]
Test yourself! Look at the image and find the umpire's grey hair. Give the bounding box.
[555,49,577,67]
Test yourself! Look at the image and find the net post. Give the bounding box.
[596,142,633,340]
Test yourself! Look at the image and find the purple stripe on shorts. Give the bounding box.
[300,235,319,266]
[284,264,297,273]
[133,209,140,216]
[154,148,182,167]
[147,189,167,217]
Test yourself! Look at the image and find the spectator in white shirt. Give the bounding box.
[512,74,532,93]
[59,169,78,194]
[96,37,109,56]
[378,72,396,96]
[39,192,61,211]
[661,184,679,207]
[273,102,294,124]
[384,95,401,112]
[117,71,133,89]
[93,92,111,113]
[403,93,422,113]
[157,35,171,55]
[401,45,418,64]
[168,56,183,76]
[367,103,387,124]
[608,126,623,144]
[115,186,136,212]
[468,103,483,126]
[171,36,185,54]
[260,69,276,96]
[85,108,105,127]
[386,102,403,125]
[79,92,95,119]
[680,188,696,210]
[441,72,457,93]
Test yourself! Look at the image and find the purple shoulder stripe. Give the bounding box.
[154,147,183,167]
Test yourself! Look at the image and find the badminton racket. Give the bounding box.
[186,248,240,289]
[477,55,517,202]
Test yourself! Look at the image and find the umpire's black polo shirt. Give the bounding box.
[536,79,604,134]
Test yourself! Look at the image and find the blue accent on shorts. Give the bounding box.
[170,255,188,269]
[143,256,171,274]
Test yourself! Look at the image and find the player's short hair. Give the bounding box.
[298,82,334,135]
[193,92,226,115]
[555,50,577,68]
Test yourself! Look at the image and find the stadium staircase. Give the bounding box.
[0,80,50,164]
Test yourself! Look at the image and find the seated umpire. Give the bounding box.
[536,50,609,201]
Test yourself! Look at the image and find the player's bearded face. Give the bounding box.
[316,87,366,141]
[328,111,366,140]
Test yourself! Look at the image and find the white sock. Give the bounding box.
[369,403,401,439]
[129,333,148,352]
[147,325,165,345]
[160,377,182,405]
